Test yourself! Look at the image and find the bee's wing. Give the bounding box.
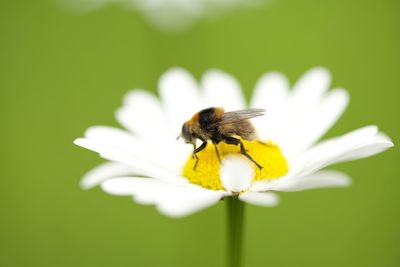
[215,108,265,125]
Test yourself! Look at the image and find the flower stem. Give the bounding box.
[226,197,245,267]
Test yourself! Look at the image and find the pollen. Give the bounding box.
[182,140,289,190]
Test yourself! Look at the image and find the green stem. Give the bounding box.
[226,197,245,267]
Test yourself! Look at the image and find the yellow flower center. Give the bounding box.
[182,140,289,190]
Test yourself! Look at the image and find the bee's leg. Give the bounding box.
[239,140,263,169]
[225,137,263,169]
[192,152,199,170]
[212,142,222,163]
[193,141,207,170]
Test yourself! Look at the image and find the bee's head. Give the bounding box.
[179,122,194,144]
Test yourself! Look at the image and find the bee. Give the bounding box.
[178,107,265,170]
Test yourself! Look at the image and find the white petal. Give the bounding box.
[116,90,175,142]
[338,132,394,161]
[158,68,201,134]
[285,88,350,159]
[274,68,335,157]
[250,72,290,142]
[291,67,331,104]
[239,191,279,207]
[290,126,393,178]
[80,162,136,190]
[80,126,190,173]
[201,69,246,110]
[101,177,229,218]
[220,155,254,192]
[157,189,228,218]
[250,67,350,159]
[74,138,188,185]
[251,72,289,109]
[252,170,351,192]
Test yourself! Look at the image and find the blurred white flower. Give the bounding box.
[61,0,266,32]
[75,67,393,217]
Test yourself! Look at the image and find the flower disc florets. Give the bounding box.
[183,140,289,190]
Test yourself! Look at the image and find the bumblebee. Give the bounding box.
[178,107,265,170]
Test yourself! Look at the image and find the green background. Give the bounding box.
[1,0,399,266]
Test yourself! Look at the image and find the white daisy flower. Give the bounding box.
[61,0,266,32]
[74,67,393,218]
